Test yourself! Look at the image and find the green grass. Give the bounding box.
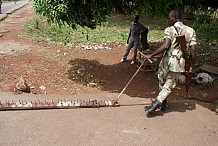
[24,14,165,44]
[24,14,217,45]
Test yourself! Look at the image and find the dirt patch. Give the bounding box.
[0,4,217,103]
[0,41,30,55]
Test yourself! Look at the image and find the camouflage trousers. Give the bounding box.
[156,72,181,103]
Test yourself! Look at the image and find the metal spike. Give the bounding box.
[44,100,47,106]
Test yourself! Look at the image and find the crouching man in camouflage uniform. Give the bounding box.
[145,9,197,115]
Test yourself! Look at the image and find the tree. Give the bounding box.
[32,0,218,29]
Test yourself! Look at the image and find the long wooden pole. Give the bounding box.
[113,58,153,103]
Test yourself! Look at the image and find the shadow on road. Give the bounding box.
[145,101,197,118]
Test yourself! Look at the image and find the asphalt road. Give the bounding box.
[0,92,218,146]
[1,0,29,14]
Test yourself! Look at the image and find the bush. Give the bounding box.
[192,9,218,33]
[193,19,218,32]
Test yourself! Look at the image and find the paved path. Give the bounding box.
[0,92,218,146]
[0,0,29,20]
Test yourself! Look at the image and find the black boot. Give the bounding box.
[160,99,171,111]
[146,99,162,115]
[160,99,167,111]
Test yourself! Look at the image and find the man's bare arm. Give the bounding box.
[145,38,171,59]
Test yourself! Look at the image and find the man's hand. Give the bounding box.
[188,66,193,73]
[144,54,154,64]
[144,54,152,60]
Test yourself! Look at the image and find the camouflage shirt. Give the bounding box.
[160,22,196,72]
[158,22,196,84]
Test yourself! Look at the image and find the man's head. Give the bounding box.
[134,15,140,23]
[167,9,182,26]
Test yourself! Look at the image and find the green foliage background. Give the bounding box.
[24,14,166,45]
[31,0,218,29]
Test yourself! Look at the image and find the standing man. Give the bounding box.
[145,9,197,115]
[120,15,148,64]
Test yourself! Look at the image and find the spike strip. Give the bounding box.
[0,99,120,111]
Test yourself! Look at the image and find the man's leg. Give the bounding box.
[146,72,179,114]
[158,80,168,111]
[156,72,178,102]
[160,99,167,111]
[131,41,139,63]
[121,41,133,61]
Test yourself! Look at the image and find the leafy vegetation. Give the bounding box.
[25,9,218,45]
[192,10,218,42]
[31,0,218,29]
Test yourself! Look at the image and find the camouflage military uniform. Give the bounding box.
[157,22,196,102]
